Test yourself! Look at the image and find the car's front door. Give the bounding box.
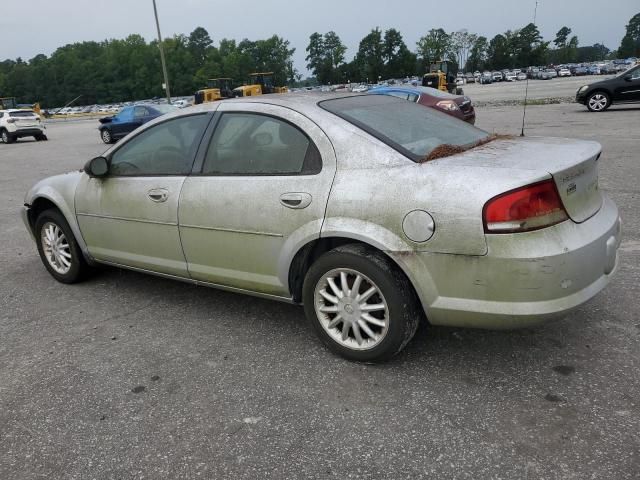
[178,103,337,297]
[614,66,640,102]
[75,113,212,277]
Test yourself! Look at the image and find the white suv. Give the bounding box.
[0,109,47,143]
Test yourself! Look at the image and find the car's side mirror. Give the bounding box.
[84,156,109,178]
[623,74,632,82]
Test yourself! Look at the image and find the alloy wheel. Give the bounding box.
[40,222,72,275]
[588,94,608,111]
[314,268,389,351]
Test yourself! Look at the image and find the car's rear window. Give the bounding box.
[319,95,489,161]
[10,111,36,117]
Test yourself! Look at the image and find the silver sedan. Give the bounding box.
[22,93,621,362]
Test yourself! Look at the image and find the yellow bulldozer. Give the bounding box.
[422,61,462,95]
[232,72,288,97]
[194,78,235,105]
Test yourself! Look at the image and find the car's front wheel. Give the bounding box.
[35,209,90,284]
[101,129,113,144]
[302,244,421,362]
[586,91,610,112]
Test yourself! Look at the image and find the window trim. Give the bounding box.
[105,112,214,178]
[193,110,323,177]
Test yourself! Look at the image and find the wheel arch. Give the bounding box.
[286,235,432,323]
[26,190,93,264]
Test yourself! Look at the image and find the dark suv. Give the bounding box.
[576,64,640,111]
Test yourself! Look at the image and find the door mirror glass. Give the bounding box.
[84,156,109,177]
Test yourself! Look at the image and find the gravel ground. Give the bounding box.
[0,101,639,479]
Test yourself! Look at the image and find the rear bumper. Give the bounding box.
[391,195,621,329]
[9,127,45,137]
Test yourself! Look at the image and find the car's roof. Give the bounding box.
[186,91,357,116]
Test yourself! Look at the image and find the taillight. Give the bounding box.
[483,180,569,233]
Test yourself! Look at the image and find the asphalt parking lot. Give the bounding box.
[1,100,639,479]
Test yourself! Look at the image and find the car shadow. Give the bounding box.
[81,266,587,377]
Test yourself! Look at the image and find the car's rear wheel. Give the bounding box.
[587,92,610,112]
[35,209,90,284]
[302,244,421,362]
[35,133,47,141]
[1,130,15,144]
[101,129,113,144]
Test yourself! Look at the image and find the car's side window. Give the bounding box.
[201,113,321,176]
[631,68,640,80]
[387,91,410,101]
[134,106,149,118]
[110,114,209,176]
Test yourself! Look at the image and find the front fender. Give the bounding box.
[24,171,91,260]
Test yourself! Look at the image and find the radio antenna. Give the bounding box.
[521,0,539,137]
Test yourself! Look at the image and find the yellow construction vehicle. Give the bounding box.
[422,61,461,94]
[1,97,42,115]
[0,97,17,109]
[232,72,288,97]
[194,78,234,105]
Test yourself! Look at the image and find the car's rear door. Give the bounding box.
[178,103,337,297]
[75,112,212,277]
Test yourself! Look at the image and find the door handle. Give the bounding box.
[147,188,169,203]
[280,192,312,209]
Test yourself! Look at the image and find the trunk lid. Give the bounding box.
[441,136,603,223]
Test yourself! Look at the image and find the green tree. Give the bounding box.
[554,26,571,48]
[416,28,450,66]
[188,27,213,65]
[618,12,640,57]
[305,31,346,84]
[383,28,416,78]
[466,36,488,71]
[355,28,385,82]
[486,34,510,69]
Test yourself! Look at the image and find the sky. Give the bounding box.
[1,0,637,75]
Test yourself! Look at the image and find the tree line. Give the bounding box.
[0,28,297,107]
[308,13,638,85]
[0,12,638,106]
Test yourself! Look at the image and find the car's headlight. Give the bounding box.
[436,100,460,111]
[578,85,589,93]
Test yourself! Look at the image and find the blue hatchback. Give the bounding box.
[98,104,177,144]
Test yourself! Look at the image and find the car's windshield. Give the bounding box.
[320,95,489,161]
[616,64,640,78]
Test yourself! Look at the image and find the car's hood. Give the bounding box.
[582,76,617,89]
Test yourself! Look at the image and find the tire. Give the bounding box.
[35,133,46,141]
[586,91,610,112]
[35,209,90,284]
[101,129,113,144]
[302,244,421,362]
[1,129,15,144]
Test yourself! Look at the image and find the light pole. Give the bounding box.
[152,0,171,104]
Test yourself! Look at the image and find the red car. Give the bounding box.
[368,85,476,124]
